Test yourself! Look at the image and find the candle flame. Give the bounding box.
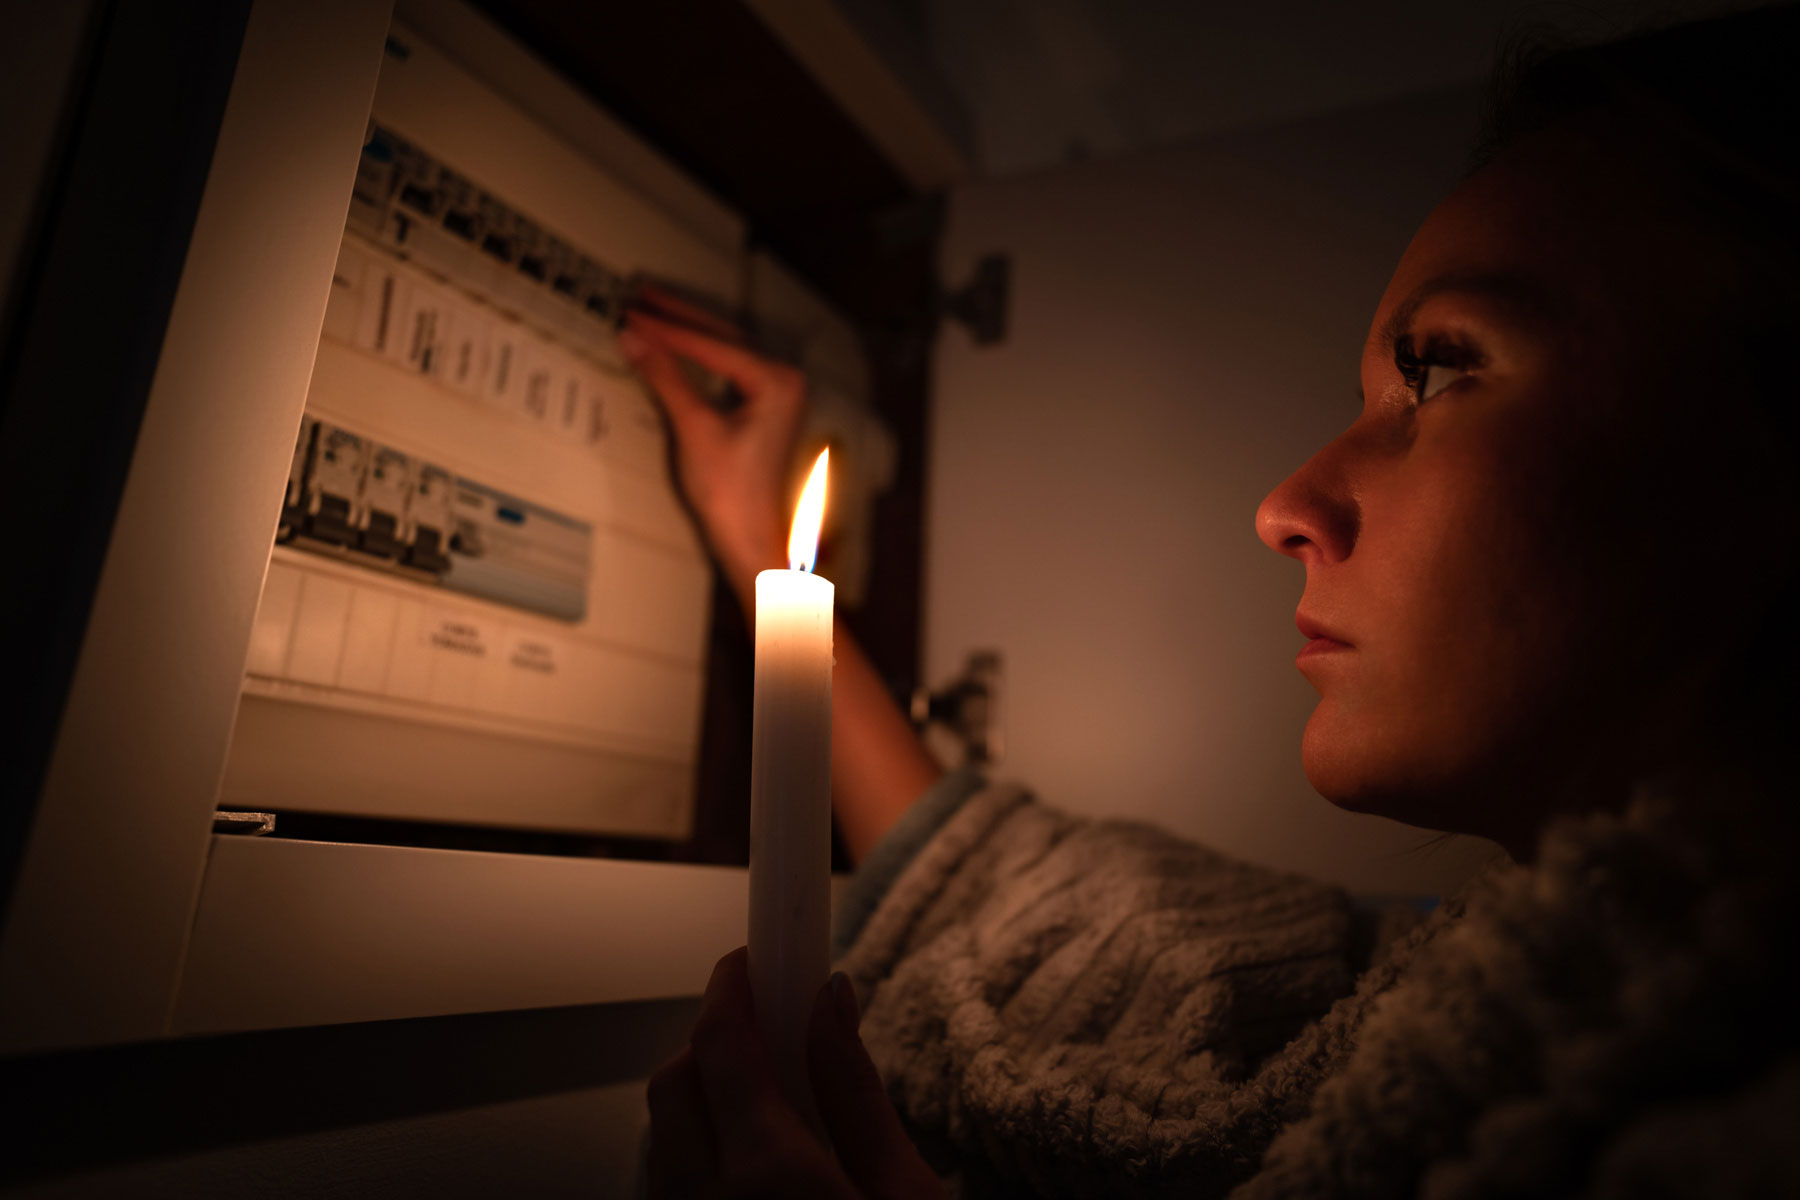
[788,448,829,573]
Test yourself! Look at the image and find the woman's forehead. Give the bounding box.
[1367,130,1671,354]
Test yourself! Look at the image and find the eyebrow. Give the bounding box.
[1377,272,1563,355]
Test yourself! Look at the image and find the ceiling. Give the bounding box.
[861,0,1774,178]
[464,0,1782,306]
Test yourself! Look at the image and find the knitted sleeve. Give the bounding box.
[835,781,1360,1198]
[832,766,989,958]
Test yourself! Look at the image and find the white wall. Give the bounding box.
[926,86,1504,896]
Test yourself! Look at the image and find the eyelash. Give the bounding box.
[1393,334,1478,403]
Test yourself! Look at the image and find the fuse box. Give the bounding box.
[220,111,720,840]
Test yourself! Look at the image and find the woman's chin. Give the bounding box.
[1301,710,1376,810]
[1301,706,1446,826]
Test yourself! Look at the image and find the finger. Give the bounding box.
[808,973,944,1196]
[627,312,800,400]
[690,948,786,1162]
[645,1049,716,1198]
[632,282,745,342]
[619,327,720,435]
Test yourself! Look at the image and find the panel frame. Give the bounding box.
[1,0,812,1052]
[180,5,774,1037]
[221,8,732,842]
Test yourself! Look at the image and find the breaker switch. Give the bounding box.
[361,510,405,559]
[404,463,455,575]
[358,444,413,560]
[407,525,452,574]
[304,424,367,546]
[306,492,356,546]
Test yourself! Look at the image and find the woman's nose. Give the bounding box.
[1255,437,1359,565]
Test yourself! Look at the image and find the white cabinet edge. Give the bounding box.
[0,0,394,1055]
[174,837,754,1034]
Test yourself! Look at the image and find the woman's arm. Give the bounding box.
[619,309,941,862]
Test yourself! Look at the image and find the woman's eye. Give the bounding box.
[1393,333,1479,405]
[1420,362,1465,402]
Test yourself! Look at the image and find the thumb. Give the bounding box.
[808,973,945,1198]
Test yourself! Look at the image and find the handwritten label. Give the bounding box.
[505,631,558,676]
[424,612,489,658]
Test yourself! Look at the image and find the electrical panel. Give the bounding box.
[219,120,716,840]
[0,1,922,1057]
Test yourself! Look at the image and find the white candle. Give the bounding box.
[749,448,833,1130]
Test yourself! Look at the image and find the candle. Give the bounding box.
[749,447,833,1130]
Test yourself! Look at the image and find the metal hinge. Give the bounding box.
[910,650,1003,767]
[940,254,1010,346]
[212,811,275,836]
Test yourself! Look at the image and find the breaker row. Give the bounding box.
[278,415,592,622]
[348,123,629,348]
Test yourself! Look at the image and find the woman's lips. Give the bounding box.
[1296,637,1351,662]
[1295,613,1352,663]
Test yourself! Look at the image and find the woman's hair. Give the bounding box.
[1474,7,1800,783]
[1473,4,1798,187]
[1473,4,1799,450]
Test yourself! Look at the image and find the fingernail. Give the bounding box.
[617,327,646,358]
[830,971,859,1035]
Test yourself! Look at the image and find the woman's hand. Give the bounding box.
[646,947,948,1200]
[623,291,943,862]
[619,303,806,606]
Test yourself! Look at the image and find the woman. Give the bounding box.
[629,7,1799,1196]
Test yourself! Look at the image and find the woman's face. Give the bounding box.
[1256,122,1788,853]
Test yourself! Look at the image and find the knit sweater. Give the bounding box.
[836,781,1800,1198]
